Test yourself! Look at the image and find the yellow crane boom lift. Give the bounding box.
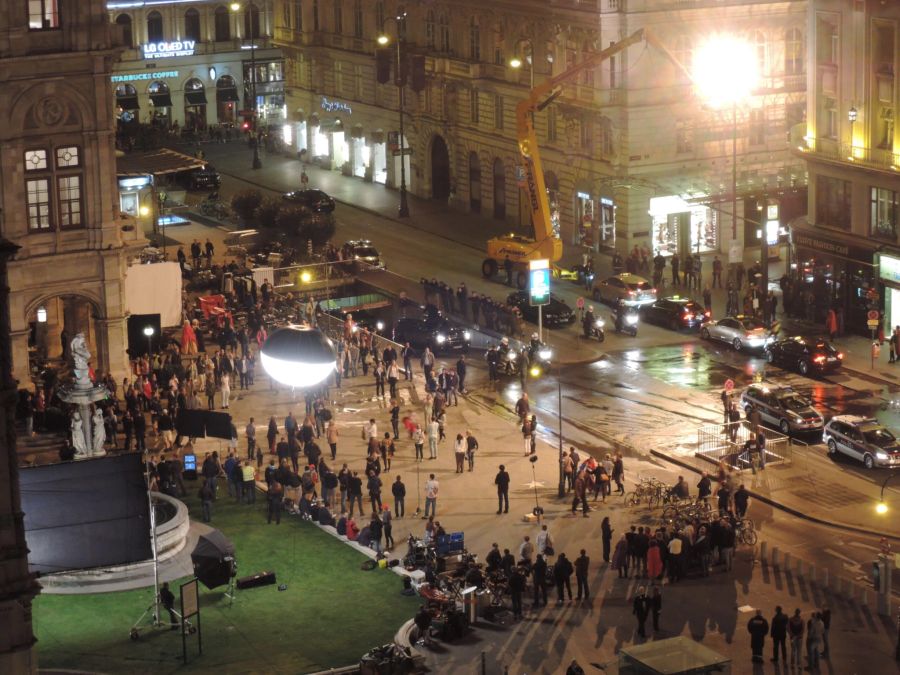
[482,28,689,289]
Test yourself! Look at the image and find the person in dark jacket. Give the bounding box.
[348,471,364,518]
[650,586,662,632]
[770,605,788,663]
[368,514,383,554]
[633,586,650,637]
[391,475,406,517]
[697,472,712,502]
[601,517,614,562]
[508,565,526,619]
[574,549,590,600]
[747,609,769,663]
[553,553,574,605]
[366,471,382,514]
[532,554,548,607]
[501,548,516,577]
[495,464,510,514]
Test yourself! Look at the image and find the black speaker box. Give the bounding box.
[236,570,277,590]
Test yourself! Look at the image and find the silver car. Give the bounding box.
[345,239,384,269]
[740,384,824,436]
[591,273,657,307]
[700,314,773,351]
[824,415,900,469]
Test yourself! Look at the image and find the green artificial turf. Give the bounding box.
[32,489,418,674]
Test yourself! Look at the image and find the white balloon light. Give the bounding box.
[260,326,336,388]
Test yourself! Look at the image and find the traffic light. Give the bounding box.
[376,49,391,84]
[410,54,426,93]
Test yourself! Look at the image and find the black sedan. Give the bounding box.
[282,189,336,213]
[765,336,844,376]
[393,313,471,354]
[182,164,220,190]
[640,296,709,331]
[506,291,575,327]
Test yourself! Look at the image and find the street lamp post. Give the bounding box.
[694,35,758,272]
[848,107,858,159]
[231,2,261,170]
[876,473,897,515]
[377,14,410,218]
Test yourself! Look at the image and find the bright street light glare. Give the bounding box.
[509,57,523,69]
[693,36,758,108]
[229,2,241,11]
[377,35,390,46]
[876,501,889,515]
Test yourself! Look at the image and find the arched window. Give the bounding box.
[244,3,261,40]
[469,17,481,62]
[354,0,363,38]
[333,0,343,34]
[147,10,163,43]
[438,15,450,53]
[375,1,384,31]
[184,8,201,42]
[492,158,506,221]
[116,14,133,48]
[214,6,231,41]
[755,31,767,76]
[785,28,803,75]
[425,10,435,49]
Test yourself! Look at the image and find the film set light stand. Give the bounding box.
[130,457,164,640]
[223,556,237,607]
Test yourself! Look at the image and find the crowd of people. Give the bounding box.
[419,278,526,337]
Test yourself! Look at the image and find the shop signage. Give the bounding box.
[112,70,178,83]
[321,97,352,115]
[391,148,413,157]
[142,41,196,60]
[792,231,872,265]
[879,254,900,284]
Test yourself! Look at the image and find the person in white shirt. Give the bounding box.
[220,372,231,409]
[427,419,439,459]
[413,424,425,461]
[424,474,439,517]
[364,418,377,444]
[536,524,553,557]
[519,535,534,563]
[454,434,466,473]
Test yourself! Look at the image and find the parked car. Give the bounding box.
[740,383,825,436]
[591,273,657,307]
[505,291,575,327]
[765,336,843,376]
[343,240,385,269]
[282,188,336,213]
[182,164,220,190]
[393,309,470,354]
[824,415,900,469]
[699,315,772,351]
[321,307,386,334]
[640,295,709,331]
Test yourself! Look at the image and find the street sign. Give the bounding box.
[529,259,550,307]
[576,297,585,309]
[724,378,734,392]
[391,148,413,157]
[868,319,880,328]
[868,310,880,321]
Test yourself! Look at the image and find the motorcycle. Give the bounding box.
[523,343,553,378]
[584,317,605,342]
[612,308,639,337]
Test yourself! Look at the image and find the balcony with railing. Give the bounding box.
[794,125,900,174]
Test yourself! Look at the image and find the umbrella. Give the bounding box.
[190,529,236,589]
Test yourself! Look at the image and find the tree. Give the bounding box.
[274,205,313,235]
[299,213,336,246]
[254,197,282,229]
[231,190,263,225]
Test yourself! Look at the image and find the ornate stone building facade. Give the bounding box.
[1,2,142,388]
[274,0,807,262]
[797,0,900,334]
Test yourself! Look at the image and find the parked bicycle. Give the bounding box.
[625,476,668,509]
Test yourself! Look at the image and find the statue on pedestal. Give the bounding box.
[91,407,106,456]
[71,410,88,457]
[70,332,92,388]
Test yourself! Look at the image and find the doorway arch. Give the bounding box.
[468,152,481,213]
[492,157,506,221]
[430,135,451,201]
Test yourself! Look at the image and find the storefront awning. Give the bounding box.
[116,95,140,110]
[789,217,876,267]
[185,90,207,106]
[116,148,206,178]
[216,87,240,103]
[150,93,173,107]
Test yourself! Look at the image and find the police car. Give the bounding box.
[739,384,824,436]
[823,416,900,469]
